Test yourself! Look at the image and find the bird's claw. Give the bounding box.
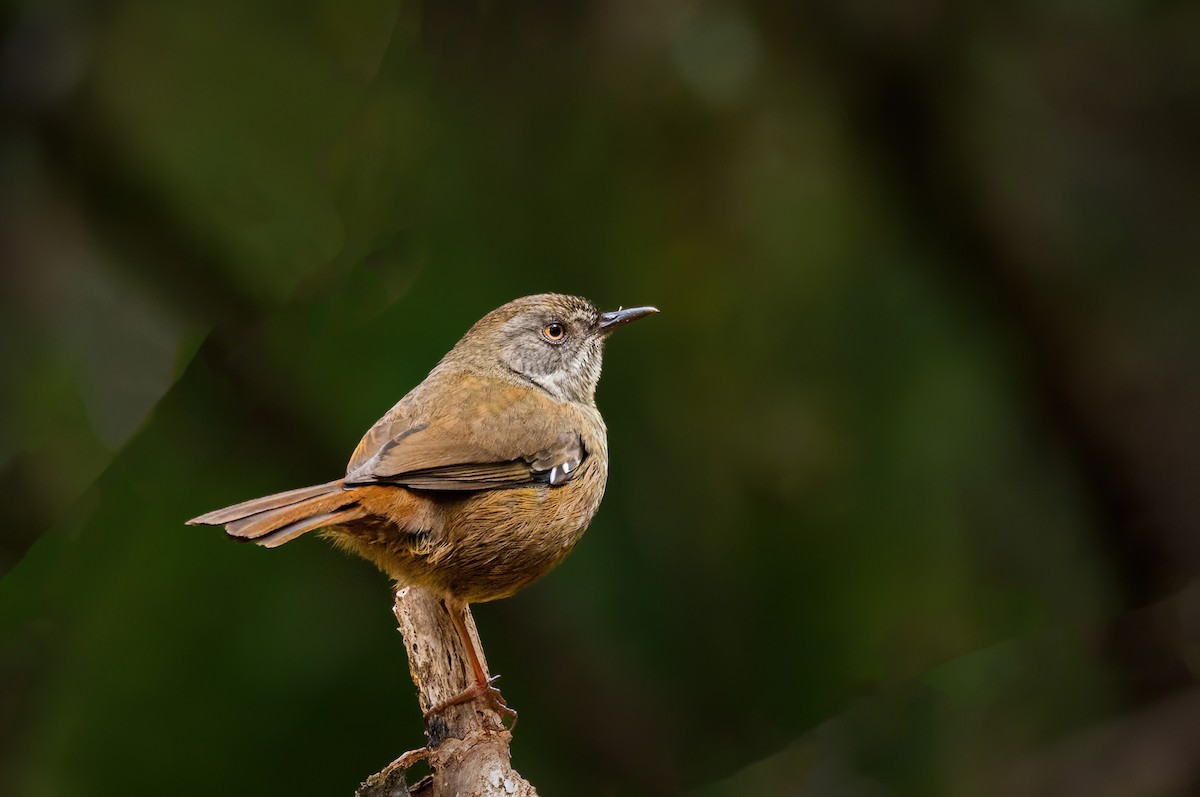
[482,679,518,730]
[424,675,518,731]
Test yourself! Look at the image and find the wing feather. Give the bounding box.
[344,372,585,491]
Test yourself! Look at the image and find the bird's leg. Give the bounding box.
[423,599,518,728]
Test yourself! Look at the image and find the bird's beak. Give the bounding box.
[598,305,659,333]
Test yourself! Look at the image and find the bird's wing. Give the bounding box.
[345,372,586,491]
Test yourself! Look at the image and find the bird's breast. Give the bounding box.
[432,447,609,603]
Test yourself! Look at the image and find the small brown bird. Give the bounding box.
[189,293,656,717]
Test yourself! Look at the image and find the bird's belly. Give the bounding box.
[428,466,607,603]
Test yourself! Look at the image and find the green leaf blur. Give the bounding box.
[2,1,1198,795]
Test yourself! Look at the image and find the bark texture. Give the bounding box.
[357,587,537,797]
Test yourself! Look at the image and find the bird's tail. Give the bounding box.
[187,480,367,548]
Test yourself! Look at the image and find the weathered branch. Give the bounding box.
[357,587,537,797]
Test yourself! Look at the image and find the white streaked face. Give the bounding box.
[497,297,605,404]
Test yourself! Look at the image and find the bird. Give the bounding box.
[188,293,657,720]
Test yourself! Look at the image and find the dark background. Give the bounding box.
[3,1,1199,795]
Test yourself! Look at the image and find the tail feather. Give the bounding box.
[189,480,360,548]
[187,480,345,526]
[255,507,368,548]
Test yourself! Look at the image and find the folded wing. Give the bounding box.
[345,373,586,491]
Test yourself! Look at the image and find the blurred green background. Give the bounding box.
[2,1,1199,795]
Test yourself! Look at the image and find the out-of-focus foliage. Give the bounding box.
[2,1,1198,795]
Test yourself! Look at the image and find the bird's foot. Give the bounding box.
[424,674,518,730]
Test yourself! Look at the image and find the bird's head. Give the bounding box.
[449,293,657,404]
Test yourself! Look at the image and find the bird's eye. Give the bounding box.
[541,322,566,343]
